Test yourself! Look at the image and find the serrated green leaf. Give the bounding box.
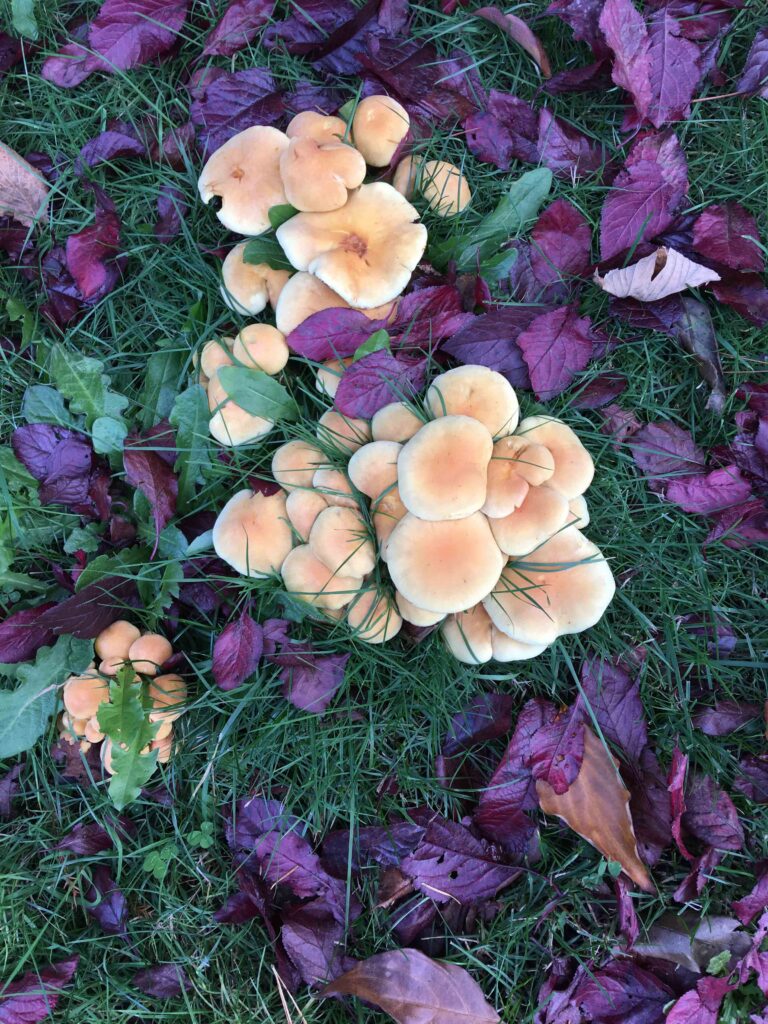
[91,415,128,455]
[169,384,211,511]
[242,237,293,271]
[75,546,150,592]
[145,561,184,620]
[12,0,38,39]
[21,385,77,427]
[98,666,158,810]
[48,344,128,430]
[216,366,298,422]
[352,329,390,363]
[107,742,158,810]
[64,525,102,555]
[268,203,298,229]
[6,297,35,345]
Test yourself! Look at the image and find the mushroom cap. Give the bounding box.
[95,620,141,661]
[442,604,493,664]
[317,409,371,453]
[208,383,274,446]
[286,488,329,542]
[352,96,410,167]
[220,242,290,315]
[483,526,615,646]
[62,671,110,720]
[488,485,570,558]
[286,111,347,145]
[483,437,555,518]
[199,338,233,379]
[316,358,352,399]
[128,633,173,676]
[347,440,401,500]
[276,183,427,308]
[386,512,505,614]
[347,589,402,644]
[397,415,493,521]
[281,544,362,609]
[198,125,289,236]
[151,730,174,764]
[491,629,549,662]
[312,466,357,508]
[515,416,594,499]
[274,272,394,336]
[373,489,408,560]
[309,505,376,577]
[395,591,445,627]
[212,488,294,578]
[392,155,420,199]
[148,673,187,723]
[426,366,519,438]
[232,324,289,376]
[84,717,105,743]
[272,439,325,491]
[567,495,590,528]
[280,137,366,212]
[371,402,423,443]
[421,160,472,217]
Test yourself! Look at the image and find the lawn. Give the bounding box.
[1,1,767,1022]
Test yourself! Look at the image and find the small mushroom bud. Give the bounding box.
[281,545,363,610]
[352,96,410,167]
[151,729,173,764]
[420,160,471,217]
[199,338,234,379]
[286,489,329,542]
[272,440,325,492]
[232,324,289,376]
[221,242,290,315]
[312,466,357,509]
[347,589,402,644]
[286,111,347,145]
[84,717,105,743]
[128,634,173,676]
[94,620,141,661]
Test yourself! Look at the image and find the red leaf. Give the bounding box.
[530,198,593,283]
[537,109,605,178]
[334,351,427,419]
[516,305,599,400]
[36,577,137,639]
[630,420,705,493]
[599,0,652,119]
[546,0,607,54]
[123,433,178,554]
[668,746,694,860]
[0,605,56,664]
[190,67,284,155]
[692,202,764,273]
[287,308,379,361]
[665,465,753,515]
[89,0,188,73]
[737,26,768,98]
[203,0,275,57]
[473,7,551,77]
[0,957,78,1024]
[711,275,768,327]
[443,307,536,388]
[528,702,585,795]
[580,654,648,763]
[65,189,122,302]
[683,773,744,852]
[463,91,539,171]
[665,977,733,1024]
[132,964,192,999]
[212,611,263,691]
[646,10,703,127]
[732,862,768,926]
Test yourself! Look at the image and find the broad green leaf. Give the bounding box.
[21,385,77,427]
[157,525,188,561]
[6,297,35,344]
[48,345,128,429]
[216,366,298,421]
[478,247,520,284]
[352,330,391,363]
[268,203,298,229]
[91,415,128,455]
[0,634,93,758]
[12,0,38,39]
[98,666,158,810]
[186,529,212,556]
[242,237,293,271]
[169,384,210,511]
[64,524,102,555]
[139,349,185,430]
[75,545,150,592]
[108,741,158,809]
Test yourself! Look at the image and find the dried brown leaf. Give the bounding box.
[474,7,551,78]
[632,913,750,972]
[596,247,720,303]
[0,140,50,227]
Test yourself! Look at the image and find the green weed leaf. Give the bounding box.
[352,330,391,363]
[48,344,128,430]
[242,237,293,271]
[216,366,298,421]
[98,665,158,810]
[268,203,298,229]
[170,384,211,511]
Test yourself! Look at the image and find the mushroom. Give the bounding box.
[515,416,594,499]
[232,324,289,376]
[151,730,174,764]
[488,485,570,558]
[397,416,493,521]
[483,526,615,646]
[281,544,362,610]
[279,137,366,212]
[286,488,328,542]
[63,671,110,720]
[347,440,401,499]
[347,589,402,644]
[274,273,395,336]
[568,495,590,527]
[84,717,105,743]
[127,633,173,676]
[276,183,427,308]
[271,439,325,491]
[95,621,141,661]
[425,366,519,439]
[420,160,472,217]
[212,488,294,577]
[483,437,555,518]
[207,371,274,446]
[395,591,445,627]
[371,401,423,443]
[199,338,233,379]
[148,673,187,724]
[442,604,493,664]
[491,629,548,663]
[312,466,357,508]
[392,155,420,199]
[220,242,291,315]
[309,505,376,577]
[386,512,505,614]
[286,111,347,145]
[316,358,352,400]
[198,125,289,236]
[352,96,410,167]
[317,409,371,453]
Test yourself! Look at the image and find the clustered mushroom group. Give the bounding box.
[58,620,186,774]
[196,96,472,445]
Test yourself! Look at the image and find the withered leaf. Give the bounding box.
[473,8,551,78]
[0,140,50,227]
[596,247,720,303]
[632,912,750,973]
[536,727,653,891]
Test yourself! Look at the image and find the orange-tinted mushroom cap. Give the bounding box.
[207,371,274,446]
[395,591,445,627]
[347,440,401,500]
[371,402,423,443]
[281,544,362,610]
[312,466,357,508]
[397,415,493,520]
[286,111,347,145]
[280,137,366,212]
[352,96,410,167]
[148,673,187,724]
[199,338,233,380]
[151,730,174,764]
[420,160,472,217]
[212,488,294,578]
[515,416,594,499]
[271,439,325,491]
[347,588,402,644]
[316,409,371,453]
[198,125,289,236]
[286,488,328,542]
[491,628,549,663]
[426,366,519,438]
[128,633,173,676]
[316,358,353,400]
[386,512,505,614]
[567,495,590,528]
[63,671,110,720]
[309,505,376,577]
[276,183,427,309]
[488,485,570,558]
[220,242,290,315]
[95,620,140,661]
[232,324,289,376]
[442,604,493,664]
[391,155,420,199]
[483,437,555,518]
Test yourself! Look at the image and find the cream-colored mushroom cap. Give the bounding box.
[491,629,549,662]
[309,505,375,577]
[232,324,289,376]
[95,620,140,661]
[281,544,362,609]
[276,183,427,308]
[220,242,290,315]
[489,485,570,558]
[312,466,357,508]
[373,490,408,560]
[483,437,555,518]
[128,634,173,676]
[316,358,352,400]
[286,111,347,145]
[371,402,423,443]
[84,717,105,743]
[198,125,289,236]
[426,366,519,438]
[568,495,590,528]
[286,488,328,542]
[207,371,274,446]
[387,512,505,614]
[63,671,110,720]
[212,488,294,578]
[392,155,420,199]
[280,137,366,212]
[199,338,233,379]
[515,416,594,499]
[317,409,371,453]
[483,526,615,645]
[275,273,394,336]
[347,589,402,644]
[421,160,472,217]
[442,604,493,664]
[148,673,187,724]
[395,591,445,627]
[272,439,325,491]
[352,96,410,167]
[348,440,401,500]
[398,416,493,521]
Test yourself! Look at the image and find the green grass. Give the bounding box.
[1,1,767,1021]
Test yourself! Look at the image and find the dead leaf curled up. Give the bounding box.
[0,140,50,227]
[596,247,720,302]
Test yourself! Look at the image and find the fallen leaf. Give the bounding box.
[190,67,284,155]
[692,202,764,273]
[516,305,601,400]
[737,26,768,98]
[646,9,703,128]
[711,275,768,328]
[536,108,605,178]
[443,307,536,388]
[270,645,350,714]
[123,431,178,554]
[536,727,653,891]
[154,185,186,243]
[55,817,135,855]
[442,693,514,757]
[212,611,263,691]
[671,297,727,414]
[568,959,672,1023]
[673,846,723,903]
[464,90,539,171]
[734,754,768,804]
[599,0,652,119]
[281,902,348,987]
[132,964,192,999]
[633,912,749,973]
[0,141,49,226]
[334,351,427,419]
[85,865,127,936]
[732,862,768,926]
[693,700,762,737]
[473,7,551,77]
[630,420,705,493]
[683,773,745,852]
[75,125,147,174]
[287,308,384,361]
[65,188,122,302]
[596,247,719,302]
[0,957,78,1024]
[580,654,649,764]
[322,948,500,1024]
[665,465,753,515]
[0,606,56,664]
[0,763,23,821]
[665,976,733,1024]
[203,0,274,57]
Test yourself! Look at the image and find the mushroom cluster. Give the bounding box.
[197,97,471,446]
[212,365,616,662]
[57,620,186,774]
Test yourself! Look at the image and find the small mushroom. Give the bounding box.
[286,488,329,542]
[568,495,590,528]
[280,137,366,212]
[347,440,401,500]
[317,409,371,453]
[84,717,105,743]
[151,730,174,764]
[426,366,519,438]
[198,125,289,236]
[212,488,294,577]
[312,466,357,508]
[347,588,402,644]
[276,183,427,308]
[392,155,420,199]
[286,111,347,145]
[420,160,471,216]
[127,633,173,676]
[386,512,505,614]
[232,324,289,376]
[397,416,493,521]
[281,544,362,610]
[483,437,555,518]
[371,402,423,443]
[274,273,394,336]
[442,604,493,664]
[207,370,274,446]
[395,591,445,627]
[199,338,234,379]
[309,505,376,577]
[515,416,594,499]
[95,620,141,661]
[488,485,570,558]
[220,242,291,315]
[63,671,110,720]
[491,628,549,663]
[271,439,325,491]
[352,96,410,167]
[148,673,187,724]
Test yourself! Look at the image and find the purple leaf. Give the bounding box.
[580,654,648,763]
[321,815,431,875]
[225,796,298,856]
[572,372,628,408]
[734,754,768,804]
[123,431,178,553]
[528,701,585,795]
[56,817,135,855]
[275,647,350,714]
[646,10,703,127]
[665,977,733,1024]
[88,0,188,73]
[516,305,600,400]
[154,185,186,243]
[680,611,738,657]
[266,0,383,77]
[190,67,284,155]
[12,424,106,517]
[253,831,344,911]
[683,773,745,852]
[442,693,514,758]
[537,109,605,178]
[627,747,673,866]
[390,285,474,348]
[610,293,685,331]
[463,91,539,170]
[530,198,593,283]
[615,875,639,946]
[281,903,348,987]
[334,351,427,419]
[732,862,768,926]
[630,420,705,493]
[542,58,612,95]
[665,465,753,515]
[262,618,291,658]
[75,127,147,174]
[692,203,764,273]
[0,764,23,821]
[0,606,56,664]
[599,0,652,119]
[545,0,607,54]
[65,189,121,302]
[599,131,688,261]
[574,960,673,1023]
[0,957,78,1024]
[706,498,768,550]
[36,577,137,639]
[203,0,275,57]
[668,745,694,860]
[85,865,128,936]
[132,964,192,999]
[212,612,263,691]
[737,26,768,98]
[672,845,722,902]
[41,43,99,90]
[711,275,768,327]
[692,700,761,737]
[287,308,381,361]
[442,308,537,388]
